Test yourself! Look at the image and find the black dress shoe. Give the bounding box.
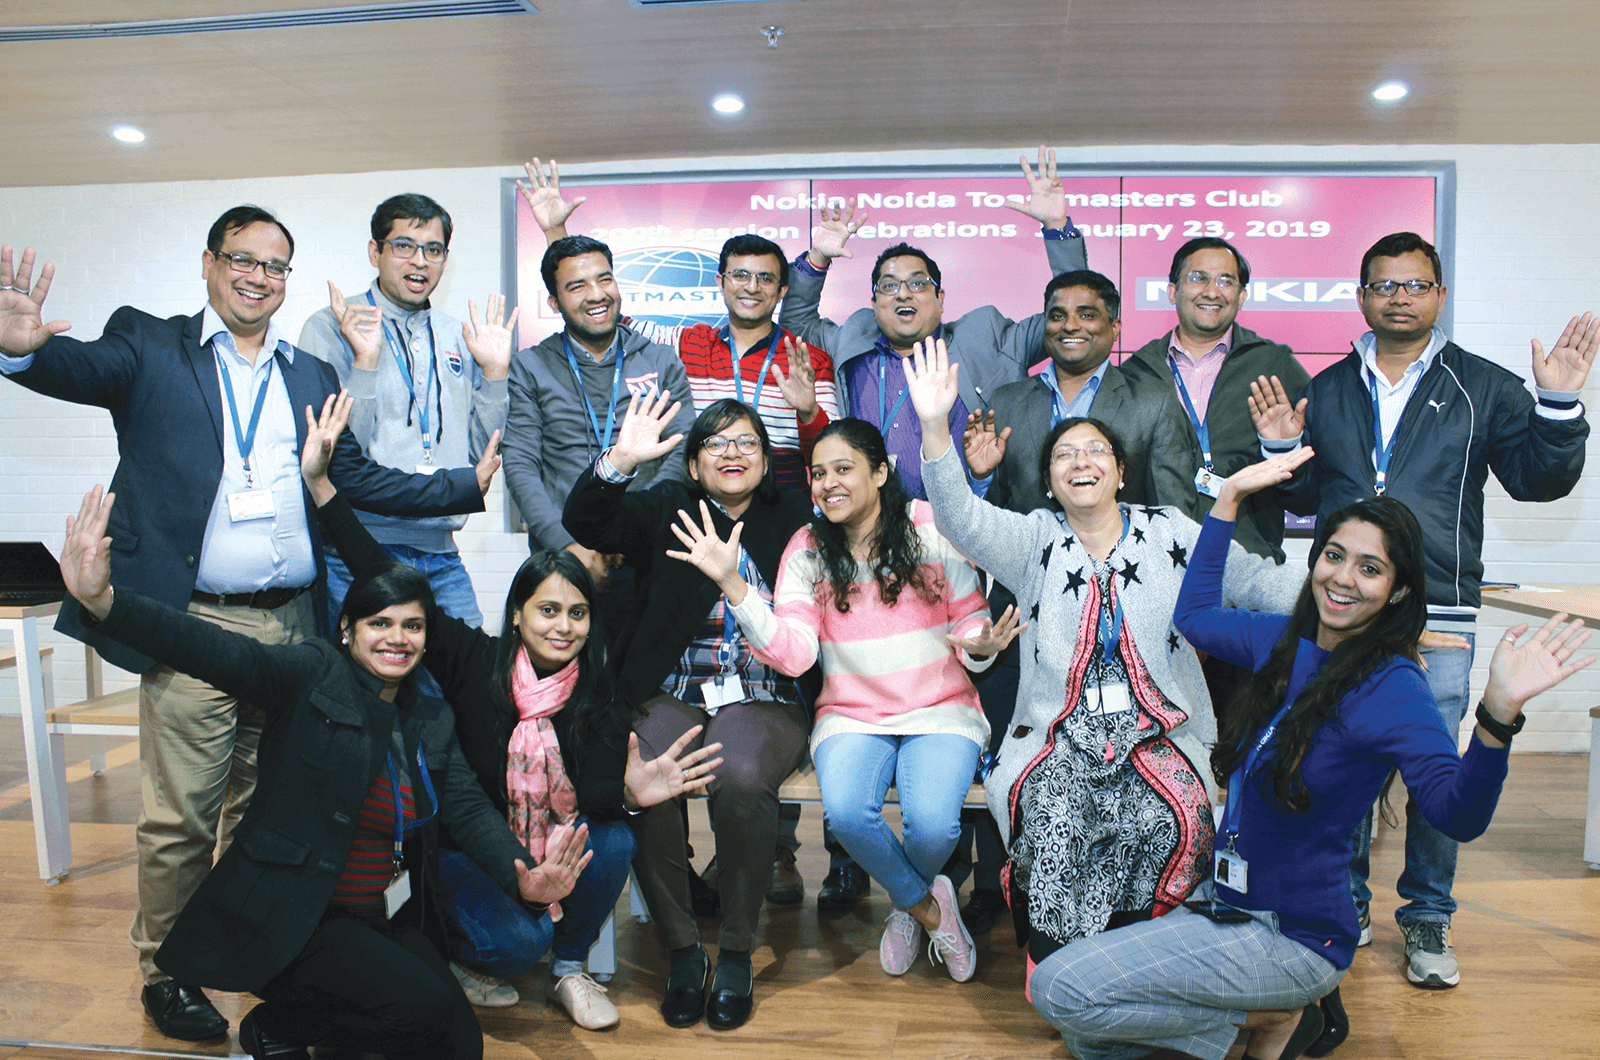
[816,864,869,916]
[705,986,753,1031]
[1304,986,1350,1057]
[661,947,709,1028]
[960,887,1009,935]
[239,1006,310,1060]
[142,979,228,1041]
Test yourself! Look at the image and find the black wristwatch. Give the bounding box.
[1474,700,1525,744]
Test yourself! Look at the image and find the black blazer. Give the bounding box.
[315,492,630,823]
[87,591,533,994]
[562,468,819,712]
[3,308,483,673]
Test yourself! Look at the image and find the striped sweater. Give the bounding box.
[729,500,993,752]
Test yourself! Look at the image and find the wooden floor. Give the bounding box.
[0,724,1596,1059]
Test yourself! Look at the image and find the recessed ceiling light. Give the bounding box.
[711,94,745,115]
[111,124,146,144]
[1372,81,1409,103]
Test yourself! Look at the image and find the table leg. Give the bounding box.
[2,616,71,882]
[1585,708,1600,870]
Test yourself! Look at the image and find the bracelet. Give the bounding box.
[1474,700,1525,744]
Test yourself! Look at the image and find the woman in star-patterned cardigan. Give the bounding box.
[905,340,1304,980]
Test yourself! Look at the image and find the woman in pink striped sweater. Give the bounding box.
[669,417,1022,983]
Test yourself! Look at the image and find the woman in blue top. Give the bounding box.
[1026,452,1592,1060]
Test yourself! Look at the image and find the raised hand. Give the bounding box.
[948,604,1027,658]
[807,198,867,268]
[1004,145,1069,230]
[1481,615,1593,726]
[623,728,724,809]
[61,486,117,620]
[665,501,747,600]
[301,390,354,503]
[520,157,586,239]
[1531,311,1600,392]
[608,387,683,476]
[1213,447,1315,519]
[772,335,820,422]
[328,281,383,370]
[963,410,1011,477]
[464,294,518,381]
[514,822,594,905]
[1248,374,1308,441]
[0,245,71,355]
[903,336,961,452]
[475,428,502,495]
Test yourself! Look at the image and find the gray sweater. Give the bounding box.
[300,283,507,553]
[920,446,1303,846]
[502,324,696,550]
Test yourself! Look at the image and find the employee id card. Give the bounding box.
[701,673,746,711]
[1194,466,1222,499]
[384,869,412,918]
[1215,846,1249,893]
[227,487,277,522]
[1085,681,1132,717]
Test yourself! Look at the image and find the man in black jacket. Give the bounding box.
[1253,230,1597,990]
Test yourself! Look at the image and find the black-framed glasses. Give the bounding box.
[722,268,781,289]
[702,434,762,456]
[873,276,939,296]
[1363,279,1438,297]
[1181,270,1240,291]
[215,252,291,280]
[379,238,449,263]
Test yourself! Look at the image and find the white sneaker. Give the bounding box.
[925,874,977,983]
[879,909,923,975]
[549,972,620,1030]
[450,961,519,1008]
[1356,905,1373,947]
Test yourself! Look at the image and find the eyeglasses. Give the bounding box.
[722,268,781,289]
[702,434,762,456]
[214,252,291,280]
[1363,279,1438,297]
[1181,270,1240,291]
[379,238,449,263]
[1050,443,1115,463]
[873,276,939,297]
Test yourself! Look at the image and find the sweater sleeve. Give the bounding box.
[921,441,1051,594]
[1175,514,1295,670]
[727,527,823,677]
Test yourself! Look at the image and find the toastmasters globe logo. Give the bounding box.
[614,247,725,329]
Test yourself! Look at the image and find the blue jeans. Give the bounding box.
[323,544,483,630]
[812,732,980,910]
[1349,633,1475,925]
[435,817,636,976]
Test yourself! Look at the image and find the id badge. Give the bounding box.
[383,869,412,919]
[1215,848,1249,894]
[1089,681,1132,716]
[227,487,277,522]
[702,673,746,712]
[1194,466,1222,499]
[414,463,441,476]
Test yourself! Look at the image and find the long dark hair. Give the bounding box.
[488,550,620,772]
[684,398,781,506]
[1210,496,1428,813]
[809,418,938,614]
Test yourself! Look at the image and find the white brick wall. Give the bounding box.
[4,145,1598,751]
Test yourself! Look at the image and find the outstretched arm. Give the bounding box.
[519,157,587,243]
[0,245,71,358]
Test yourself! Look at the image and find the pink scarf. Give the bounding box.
[506,649,581,919]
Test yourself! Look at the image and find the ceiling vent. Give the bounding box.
[0,1,537,43]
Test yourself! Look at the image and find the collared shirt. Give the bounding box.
[839,329,969,501]
[1356,327,1447,451]
[1166,327,1232,422]
[971,359,1109,499]
[194,305,316,593]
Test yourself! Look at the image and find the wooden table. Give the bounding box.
[1480,584,1600,868]
[0,601,69,882]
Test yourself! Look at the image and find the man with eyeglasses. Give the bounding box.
[299,193,514,631]
[1252,230,1598,995]
[1120,236,1310,562]
[779,148,1087,501]
[0,205,490,1043]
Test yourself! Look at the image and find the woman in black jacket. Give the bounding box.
[563,393,815,1031]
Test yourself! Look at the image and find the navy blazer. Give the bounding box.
[5,307,484,673]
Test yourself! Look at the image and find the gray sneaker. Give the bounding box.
[1356,905,1372,947]
[1402,921,1459,988]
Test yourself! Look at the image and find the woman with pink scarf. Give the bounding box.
[305,394,719,1033]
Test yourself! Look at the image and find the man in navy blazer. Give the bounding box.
[0,206,488,1041]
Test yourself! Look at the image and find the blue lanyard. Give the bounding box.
[215,348,275,487]
[367,293,438,461]
[1220,699,1296,847]
[720,325,783,407]
[1167,356,1212,468]
[718,550,755,672]
[562,334,625,451]
[877,352,911,435]
[1098,509,1132,661]
[1367,369,1395,495]
[384,742,439,868]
